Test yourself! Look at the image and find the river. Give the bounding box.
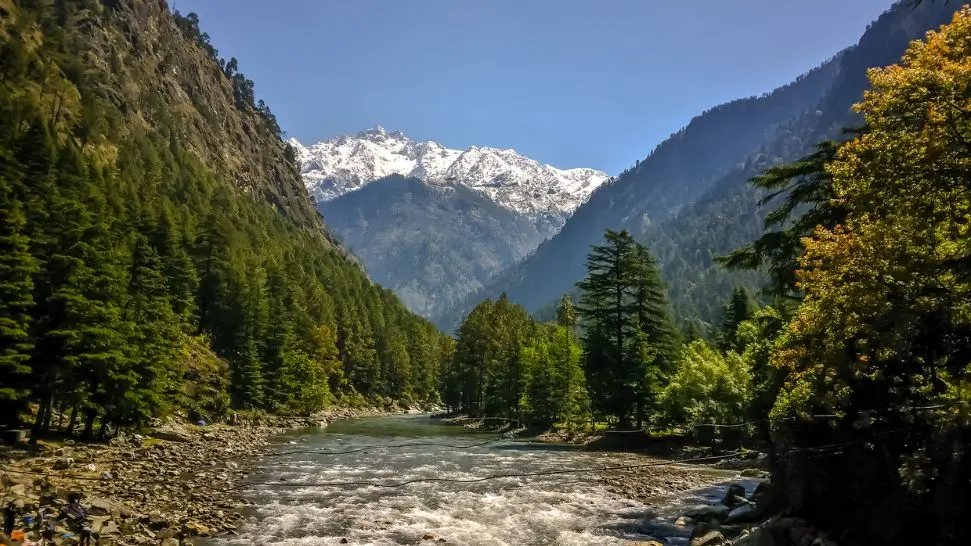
[203,414,742,545]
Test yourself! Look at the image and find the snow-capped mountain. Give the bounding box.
[289,126,609,220]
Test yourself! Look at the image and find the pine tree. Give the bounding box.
[718,140,848,299]
[716,287,756,352]
[577,229,677,428]
[0,179,38,424]
[121,235,184,426]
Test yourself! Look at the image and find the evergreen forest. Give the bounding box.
[0,0,452,440]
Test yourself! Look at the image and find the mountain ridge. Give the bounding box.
[290,127,609,231]
[439,0,956,331]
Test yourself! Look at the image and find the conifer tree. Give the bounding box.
[0,179,38,424]
[122,236,183,425]
[716,287,756,352]
[577,229,677,428]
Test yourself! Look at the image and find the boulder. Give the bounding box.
[727,503,759,524]
[88,498,114,516]
[749,480,772,504]
[89,516,110,535]
[52,457,74,470]
[740,468,765,478]
[161,539,180,546]
[685,504,731,522]
[721,483,747,507]
[690,531,728,546]
[182,520,211,537]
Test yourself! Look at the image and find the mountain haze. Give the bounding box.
[319,176,544,319]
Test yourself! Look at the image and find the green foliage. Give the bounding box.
[0,0,447,438]
[707,9,971,542]
[659,340,752,427]
[577,229,678,428]
[717,140,847,299]
[448,294,587,426]
[716,287,757,352]
[0,176,38,418]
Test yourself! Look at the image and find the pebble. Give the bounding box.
[0,407,395,544]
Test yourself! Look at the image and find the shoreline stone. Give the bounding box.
[0,406,418,545]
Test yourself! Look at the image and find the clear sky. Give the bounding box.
[171,0,896,175]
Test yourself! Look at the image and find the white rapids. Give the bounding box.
[201,415,730,546]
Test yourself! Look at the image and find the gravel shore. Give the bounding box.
[0,408,405,545]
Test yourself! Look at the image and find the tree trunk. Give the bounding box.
[41,403,52,435]
[67,405,78,436]
[56,399,66,431]
[82,410,97,440]
[30,395,50,443]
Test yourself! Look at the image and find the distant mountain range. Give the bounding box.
[290,127,608,233]
[292,128,607,321]
[292,1,956,332]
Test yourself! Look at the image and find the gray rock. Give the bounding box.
[160,539,180,546]
[721,483,747,507]
[727,503,759,524]
[690,530,728,546]
[740,468,764,478]
[685,504,731,522]
[52,457,74,470]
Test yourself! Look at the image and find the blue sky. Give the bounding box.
[172,0,895,174]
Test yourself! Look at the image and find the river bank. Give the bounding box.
[0,407,417,545]
[432,414,782,545]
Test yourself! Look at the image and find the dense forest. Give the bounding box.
[446,7,971,543]
[0,0,451,440]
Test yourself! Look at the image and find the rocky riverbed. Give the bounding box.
[0,408,406,545]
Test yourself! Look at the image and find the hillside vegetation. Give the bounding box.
[0,0,450,439]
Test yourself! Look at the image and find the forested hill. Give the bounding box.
[318,175,546,319]
[441,0,957,331]
[0,0,451,439]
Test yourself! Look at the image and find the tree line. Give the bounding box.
[446,231,762,434]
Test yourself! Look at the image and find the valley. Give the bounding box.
[2,1,970,545]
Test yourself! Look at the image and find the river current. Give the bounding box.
[204,415,735,545]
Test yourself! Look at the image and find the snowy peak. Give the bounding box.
[291,128,609,218]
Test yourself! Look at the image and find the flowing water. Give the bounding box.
[203,415,739,545]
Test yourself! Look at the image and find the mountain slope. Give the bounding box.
[291,127,609,233]
[0,0,449,430]
[319,175,545,321]
[444,0,957,331]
